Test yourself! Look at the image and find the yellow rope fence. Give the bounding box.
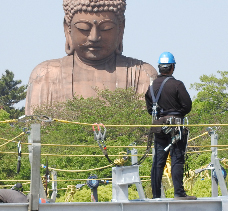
[2,117,228,128]
[51,119,228,128]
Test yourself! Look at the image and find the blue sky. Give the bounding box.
[0,0,228,107]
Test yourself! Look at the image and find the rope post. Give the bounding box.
[28,124,41,211]
[209,128,228,197]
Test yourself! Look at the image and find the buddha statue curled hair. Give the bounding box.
[63,0,126,28]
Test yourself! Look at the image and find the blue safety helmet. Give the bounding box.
[158,52,176,65]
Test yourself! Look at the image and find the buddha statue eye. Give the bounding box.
[74,22,92,31]
[99,22,116,31]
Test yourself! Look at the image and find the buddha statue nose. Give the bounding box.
[88,25,101,42]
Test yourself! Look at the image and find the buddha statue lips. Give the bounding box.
[79,42,114,61]
[80,42,103,53]
[85,46,102,51]
[25,0,158,115]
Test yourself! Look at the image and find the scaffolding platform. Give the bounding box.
[1,197,228,211]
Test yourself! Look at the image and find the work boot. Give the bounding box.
[174,194,197,200]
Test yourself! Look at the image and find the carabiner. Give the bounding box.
[93,123,101,140]
[18,141,22,157]
[17,141,22,174]
[93,123,107,150]
[98,123,106,141]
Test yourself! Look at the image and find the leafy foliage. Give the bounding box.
[190,70,228,115]
[189,70,228,158]
[0,70,27,118]
[0,109,10,121]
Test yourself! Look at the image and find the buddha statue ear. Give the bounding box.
[64,18,74,55]
[115,19,125,55]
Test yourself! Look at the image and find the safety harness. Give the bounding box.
[150,76,184,151]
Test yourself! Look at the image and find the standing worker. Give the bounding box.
[145,52,197,200]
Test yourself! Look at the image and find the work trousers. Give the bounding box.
[151,129,187,198]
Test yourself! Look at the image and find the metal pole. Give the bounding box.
[211,130,218,197]
[131,148,138,165]
[51,171,57,202]
[28,124,41,211]
[210,128,228,197]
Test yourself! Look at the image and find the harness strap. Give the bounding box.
[150,77,172,103]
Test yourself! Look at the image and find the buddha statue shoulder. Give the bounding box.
[25,0,158,115]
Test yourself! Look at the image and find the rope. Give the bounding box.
[0,132,25,148]
[53,119,94,126]
[0,180,30,182]
[221,159,228,168]
[183,164,211,194]
[0,185,15,187]
[38,153,147,157]
[46,118,228,127]
[48,164,114,172]
[183,170,196,194]
[48,179,110,182]
[163,153,172,186]
[0,151,153,157]
[65,185,76,202]
[20,142,149,148]
[44,176,149,182]
[113,152,128,166]
[187,145,228,148]
[1,148,228,156]
[0,119,18,123]
[1,148,228,157]
[187,148,228,154]
[0,151,28,155]
[2,117,228,128]
[188,132,208,142]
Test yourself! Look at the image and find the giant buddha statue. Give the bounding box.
[25,0,157,115]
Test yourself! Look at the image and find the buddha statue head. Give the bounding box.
[63,0,126,62]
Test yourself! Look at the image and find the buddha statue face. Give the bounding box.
[70,11,124,61]
[63,0,126,62]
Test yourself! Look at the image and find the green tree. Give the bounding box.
[190,70,228,116]
[189,70,228,167]
[0,70,27,118]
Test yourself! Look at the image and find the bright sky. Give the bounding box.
[0,0,228,108]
